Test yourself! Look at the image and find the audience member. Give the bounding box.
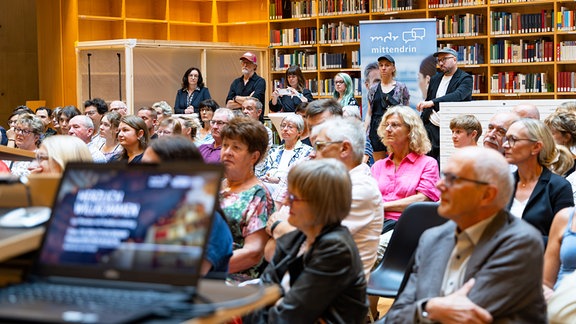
[109,100,128,115]
[174,67,211,114]
[51,107,62,135]
[6,111,27,147]
[58,106,81,134]
[333,72,357,107]
[294,102,311,146]
[141,136,232,277]
[151,100,172,126]
[256,114,312,199]
[225,52,266,116]
[483,111,520,153]
[178,115,201,142]
[417,48,473,164]
[6,114,43,177]
[343,105,374,165]
[251,159,368,323]
[543,206,576,301]
[366,54,410,161]
[545,110,576,176]
[29,135,93,174]
[118,115,149,164]
[35,107,56,138]
[242,97,273,148]
[387,146,546,323]
[98,111,123,162]
[156,117,182,137]
[198,108,234,163]
[83,98,108,146]
[269,65,313,113]
[67,115,106,163]
[504,118,574,242]
[219,117,273,282]
[512,103,540,120]
[371,106,440,232]
[449,114,482,148]
[196,99,219,145]
[137,106,158,139]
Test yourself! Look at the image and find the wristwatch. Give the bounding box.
[421,301,430,319]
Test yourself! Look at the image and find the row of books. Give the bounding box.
[436,13,483,37]
[318,0,369,15]
[428,0,484,8]
[269,0,317,19]
[470,74,486,94]
[557,41,576,62]
[270,27,317,46]
[490,0,531,3]
[319,22,359,44]
[489,39,554,63]
[273,49,318,70]
[490,10,554,35]
[439,43,485,64]
[490,72,551,93]
[557,72,576,92]
[319,51,360,68]
[557,7,576,31]
[370,0,415,12]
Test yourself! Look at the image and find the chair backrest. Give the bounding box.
[367,201,447,298]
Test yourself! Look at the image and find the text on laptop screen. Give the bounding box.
[39,166,220,275]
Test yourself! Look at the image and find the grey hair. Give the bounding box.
[311,117,365,164]
[213,108,235,121]
[71,115,94,130]
[281,114,305,133]
[152,101,173,117]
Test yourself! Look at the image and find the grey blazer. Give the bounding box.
[386,210,547,324]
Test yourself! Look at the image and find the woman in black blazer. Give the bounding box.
[504,118,574,244]
[174,67,211,114]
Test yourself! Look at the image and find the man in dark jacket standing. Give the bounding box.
[417,48,473,164]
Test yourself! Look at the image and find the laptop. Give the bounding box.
[0,161,223,323]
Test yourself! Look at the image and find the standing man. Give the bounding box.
[417,48,473,163]
[386,146,546,323]
[137,107,158,140]
[67,115,107,163]
[225,52,266,120]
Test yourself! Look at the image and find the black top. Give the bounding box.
[269,89,314,112]
[174,87,212,114]
[225,73,266,105]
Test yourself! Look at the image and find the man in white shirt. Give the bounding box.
[67,115,106,163]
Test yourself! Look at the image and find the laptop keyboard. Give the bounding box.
[0,283,186,310]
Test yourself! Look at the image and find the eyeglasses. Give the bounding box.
[156,130,173,136]
[14,128,33,135]
[441,172,490,188]
[85,110,97,116]
[314,141,343,151]
[503,135,537,148]
[209,120,228,126]
[35,154,49,163]
[334,80,345,85]
[188,74,199,79]
[287,193,307,206]
[199,108,212,113]
[437,56,456,63]
[280,123,296,130]
[383,122,405,130]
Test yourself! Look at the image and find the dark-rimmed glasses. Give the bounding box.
[441,172,490,188]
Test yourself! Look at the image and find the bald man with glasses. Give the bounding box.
[417,48,473,165]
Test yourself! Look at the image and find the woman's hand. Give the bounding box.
[543,284,554,302]
[184,106,194,114]
[263,172,280,184]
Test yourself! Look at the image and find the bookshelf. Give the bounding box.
[269,0,576,102]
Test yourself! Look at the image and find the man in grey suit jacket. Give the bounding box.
[387,147,547,323]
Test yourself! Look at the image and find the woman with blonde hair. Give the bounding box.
[503,118,574,242]
[30,135,93,174]
[156,117,182,137]
[371,106,440,233]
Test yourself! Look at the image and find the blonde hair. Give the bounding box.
[513,118,557,168]
[550,145,575,176]
[41,135,93,172]
[377,106,431,155]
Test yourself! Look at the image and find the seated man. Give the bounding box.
[386,146,546,323]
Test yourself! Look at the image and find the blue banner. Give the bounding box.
[359,19,437,117]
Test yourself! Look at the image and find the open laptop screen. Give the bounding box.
[35,162,222,287]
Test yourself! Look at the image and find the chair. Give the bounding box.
[367,201,447,299]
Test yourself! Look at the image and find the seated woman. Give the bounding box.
[544,111,576,176]
[156,117,182,137]
[141,136,233,277]
[6,114,44,177]
[29,135,93,174]
[269,65,313,113]
[178,115,201,143]
[256,114,313,198]
[543,206,576,301]
[219,117,274,282]
[196,99,219,145]
[118,115,149,164]
[371,106,440,233]
[504,118,574,243]
[252,159,367,323]
[98,111,123,162]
